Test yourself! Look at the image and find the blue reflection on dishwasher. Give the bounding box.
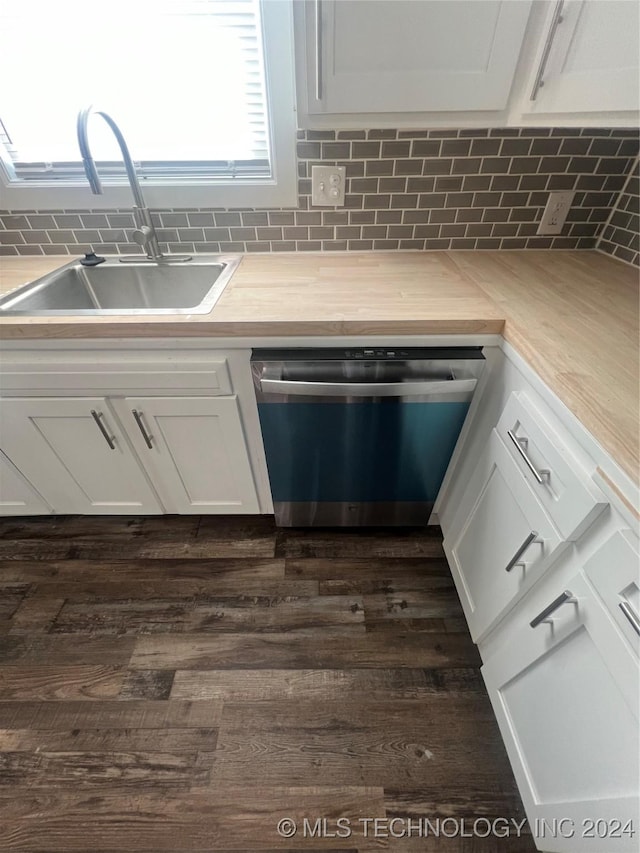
[257,400,469,502]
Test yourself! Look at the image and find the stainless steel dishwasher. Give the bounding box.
[251,347,485,527]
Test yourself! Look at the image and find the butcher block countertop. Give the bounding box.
[0,250,638,486]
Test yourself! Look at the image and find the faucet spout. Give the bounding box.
[76,106,190,263]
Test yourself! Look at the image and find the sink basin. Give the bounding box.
[0,255,240,316]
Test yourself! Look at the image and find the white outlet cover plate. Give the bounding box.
[537,191,575,235]
[311,165,346,207]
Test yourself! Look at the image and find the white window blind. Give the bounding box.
[0,0,271,182]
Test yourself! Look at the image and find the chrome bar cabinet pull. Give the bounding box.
[132,409,153,449]
[90,409,116,450]
[619,601,640,637]
[530,589,576,628]
[314,0,323,100]
[505,530,540,573]
[507,429,550,484]
[530,0,564,101]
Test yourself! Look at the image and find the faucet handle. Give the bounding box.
[132,225,153,248]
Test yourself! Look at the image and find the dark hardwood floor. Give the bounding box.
[0,515,536,852]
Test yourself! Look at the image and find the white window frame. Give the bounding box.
[0,0,297,211]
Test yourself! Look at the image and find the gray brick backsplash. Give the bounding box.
[1,128,637,265]
[598,157,639,267]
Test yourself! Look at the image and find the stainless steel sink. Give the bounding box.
[0,255,241,315]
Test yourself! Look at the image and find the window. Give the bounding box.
[0,0,296,209]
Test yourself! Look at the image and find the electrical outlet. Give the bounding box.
[311,165,346,206]
[537,191,575,235]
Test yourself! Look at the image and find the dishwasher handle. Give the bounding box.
[258,377,477,398]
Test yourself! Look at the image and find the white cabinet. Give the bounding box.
[584,528,640,655]
[444,429,564,642]
[0,397,161,514]
[299,0,533,115]
[0,449,51,516]
[521,0,640,117]
[296,0,639,126]
[0,346,269,518]
[482,571,640,852]
[111,396,260,515]
[496,392,607,540]
[440,350,608,644]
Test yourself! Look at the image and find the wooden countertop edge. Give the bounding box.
[596,467,640,522]
[0,317,506,339]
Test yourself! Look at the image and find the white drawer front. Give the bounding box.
[584,528,640,657]
[497,391,607,540]
[0,350,233,395]
[444,430,565,642]
[482,573,639,852]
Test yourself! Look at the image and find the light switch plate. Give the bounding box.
[311,165,346,206]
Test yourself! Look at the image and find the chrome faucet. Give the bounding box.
[76,106,191,263]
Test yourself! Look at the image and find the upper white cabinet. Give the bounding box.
[299,0,533,115]
[522,0,640,116]
[295,0,639,126]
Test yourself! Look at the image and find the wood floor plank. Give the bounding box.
[8,595,65,635]
[51,595,365,635]
[360,839,536,853]
[319,574,454,596]
[0,539,277,561]
[0,540,77,560]
[0,666,125,700]
[130,630,480,670]
[0,636,135,666]
[211,699,513,788]
[363,618,465,634]
[286,557,449,580]
[384,785,527,820]
[278,530,445,559]
[363,588,464,623]
[0,727,219,752]
[0,786,386,851]
[36,578,317,600]
[0,586,31,621]
[0,700,223,729]
[0,750,211,789]
[0,558,286,584]
[170,668,485,701]
[0,515,201,541]
[119,669,174,700]
[0,515,276,560]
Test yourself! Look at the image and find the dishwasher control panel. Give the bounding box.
[252,347,484,362]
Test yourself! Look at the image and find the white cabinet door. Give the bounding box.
[444,430,564,642]
[525,0,640,114]
[584,529,640,656]
[0,398,161,514]
[0,449,51,516]
[482,574,640,852]
[304,0,532,114]
[112,396,260,514]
